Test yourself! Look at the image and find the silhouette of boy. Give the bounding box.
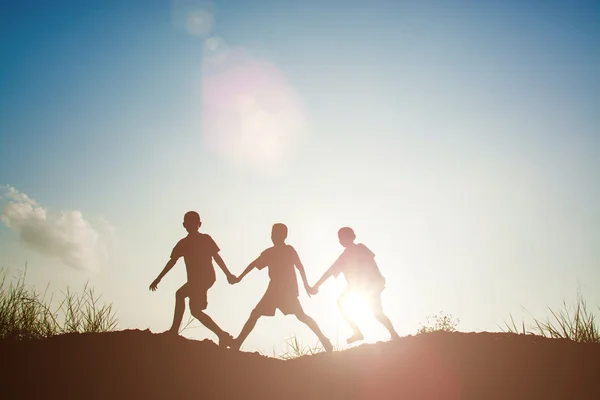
[310,227,399,344]
[230,223,333,352]
[149,211,235,346]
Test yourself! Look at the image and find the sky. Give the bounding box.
[1,0,599,353]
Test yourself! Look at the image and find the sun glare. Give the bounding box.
[200,42,308,175]
[340,292,376,335]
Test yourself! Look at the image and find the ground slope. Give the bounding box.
[1,330,599,399]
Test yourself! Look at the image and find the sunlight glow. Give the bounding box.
[201,45,308,174]
[186,10,213,37]
[340,292,375,333]
[171,0,215,38]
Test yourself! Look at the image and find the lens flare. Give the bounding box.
[341,292,374,330]
[201,46,308,174]
[185,10,213,37]
[171,0,215,37]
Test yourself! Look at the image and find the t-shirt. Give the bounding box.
[330,243,385,289]
[254,244,300,297]
[171,232,220,286]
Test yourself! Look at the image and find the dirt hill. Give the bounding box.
[1,329,599,399]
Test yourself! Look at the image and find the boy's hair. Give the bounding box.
[184,211,201,224]
[338,227,356,241]
[272,223,288,239]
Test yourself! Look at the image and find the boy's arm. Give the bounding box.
[213,253,236,284]
[236,260,257,283]
[208,236,236,284]
[236,252,267,284]
[149,257,178,291]
[311,264,336,293]
[313,252,345,292]
[292,251,312,297]
[238,248,271,283]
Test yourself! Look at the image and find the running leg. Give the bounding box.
[231,309,263,350]
[371,294,399,339]
[295,310,333,352]
[169,284,189,334]
[337,290,363,343]
[189,292,233,346]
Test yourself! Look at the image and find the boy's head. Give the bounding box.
[183,211,202,233]
[338,227,356,247]
[271,223,288,245]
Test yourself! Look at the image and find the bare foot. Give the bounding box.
[346,332,364,344]
[229,337,242,351]
[321,338,333,353]
[218,332,234,348]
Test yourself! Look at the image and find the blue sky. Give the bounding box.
[1,0,599,353]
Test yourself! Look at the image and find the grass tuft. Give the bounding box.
[0,266,118,340]
[417,311,460,334]
[502,288,600,343]
[269,334,347,360]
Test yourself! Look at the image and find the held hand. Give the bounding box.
[227,274,239,285]
[307,286,319,296]
[304,285,312,298]
[305,284,316,297]
[149,278,161,291]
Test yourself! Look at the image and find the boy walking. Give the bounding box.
[230,223,333,352]
[149,211,235,346]
[310,227,399,344]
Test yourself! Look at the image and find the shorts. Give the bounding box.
[180,280,215,313]
[253,287,303,317]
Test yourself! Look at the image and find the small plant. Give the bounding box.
[271,334,346,360]
[502,289,600,343]
[0,266,118,340]
[178,315,199,335]
[277,335,322,359]
[417,311,460,334]
[58,283,118,333]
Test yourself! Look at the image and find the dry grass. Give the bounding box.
[0,266,118,340]
[502,289,600,343]
[417,311,460,334]
[275,334,347,359]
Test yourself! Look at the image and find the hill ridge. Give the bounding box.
[1,329,599,399]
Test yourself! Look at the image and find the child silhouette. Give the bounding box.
[230,223,332,352]
[149,211,235,346]
[310,227,399,344]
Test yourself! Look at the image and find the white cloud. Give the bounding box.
[0,185,114,271]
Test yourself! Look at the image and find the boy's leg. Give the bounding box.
[189,288,233,346]
[370,292,399,339]
[337,289,363,343]
[294,308,333,352]
[189,308,233,345]
[231,309,263,351]
[170,284,190,334]
[231,291,277,350]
